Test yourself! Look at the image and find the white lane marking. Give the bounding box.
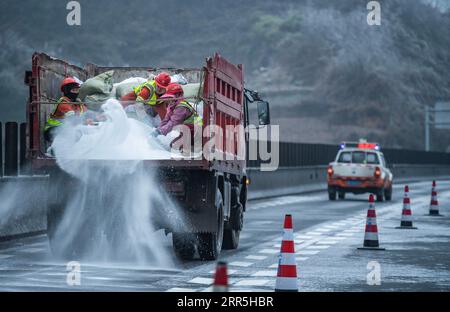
[245,255,267,261]
[259,249,279,254]
[208,269,237,275]
[327,236,347,240]
[269,263,278,269]
[251,270,277,277]
[306,245,330,250]
[336,233,354,237]
[316,240,337,245]
[20,247,46,253]
[188,277,214,285]
[315,228,332,232]
[166,288,197,292]
[273,244,281,248]
[229,261,254,267]
[323,225,340,229]
[343,229,360,233]
[298,250,320,255]
[0,254,13,260]
[296,257,309,261]
[295,235,313,240]
[234,279,270,287]
[305,232,323,236]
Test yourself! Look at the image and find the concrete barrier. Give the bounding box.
[1,165,450,240]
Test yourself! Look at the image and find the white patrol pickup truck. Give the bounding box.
[327,141,393,201]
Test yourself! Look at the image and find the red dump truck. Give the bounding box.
[24,52,270,260]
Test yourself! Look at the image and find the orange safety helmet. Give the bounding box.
[60,77,80,92]
[154,72,171,88]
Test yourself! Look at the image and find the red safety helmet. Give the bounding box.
[165,83,184,96]
[154,72,171,88]
[60,77,80,92]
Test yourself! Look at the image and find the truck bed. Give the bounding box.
[26,52,246,175]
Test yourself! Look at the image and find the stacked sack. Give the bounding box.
[78,70,114,111]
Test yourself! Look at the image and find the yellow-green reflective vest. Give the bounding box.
[133,80,159,106]
[44,97,86,131]
[177,100,203,126]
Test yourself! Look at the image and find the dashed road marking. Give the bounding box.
[0,255,13,260]
[259,249,279,254]
[188,277,213,285]
[208,269,238,275]
[251,270,277,277]
[305,232,323,236]
[229,261,254,267]
[234,279,270,287]
[316,240,337,245]
[336,233,354,237]
[166,287,196,292]
[296,257,309,261]
[245,255,267,261]
[315,228,332,232]
[298,250,320,255]
[306,245,330,250]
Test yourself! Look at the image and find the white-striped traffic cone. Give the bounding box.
[396,185,417,229]
[275,214,298,292]
[213,261,228,292]
[358,194,385,250]
[429,181,443,216]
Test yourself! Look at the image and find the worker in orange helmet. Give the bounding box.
[44,77,88,142]
[120,72,171,120]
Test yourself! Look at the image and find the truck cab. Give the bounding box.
[327,140,393,201]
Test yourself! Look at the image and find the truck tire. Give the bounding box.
[172,233,196,260]
[223,186,243,250]
[197,190,224,260]
[384,186,393,201]
[338,192,346,200]
[328,188,337,201]
[376,188,384,202]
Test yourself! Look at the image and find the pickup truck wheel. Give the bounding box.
[338,192,346,200]
[384,186,393,201]
[172,233,196,260]
[328,188,337,201]
[376,189,384,202]
[198,190,224,260]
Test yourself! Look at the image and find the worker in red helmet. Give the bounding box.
[120,72,171,120]
[153,83,202,146]
[44,77,88,142]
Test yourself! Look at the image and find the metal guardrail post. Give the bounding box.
[20,123,30,175]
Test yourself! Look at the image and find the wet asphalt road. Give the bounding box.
[0,179,449,292]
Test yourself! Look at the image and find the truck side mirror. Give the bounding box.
[257,101,270,126]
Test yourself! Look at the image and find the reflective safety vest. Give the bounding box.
[133,80,159,106]
[44,97,86,131]
[177,100,203,126]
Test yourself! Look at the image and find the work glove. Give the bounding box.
[150,128,161,137]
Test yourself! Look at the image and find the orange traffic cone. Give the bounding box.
[275,214,298,292]
[396,185,417,229]
[358,194,385,250]
[213,261,228,292]
[429,181,443,216]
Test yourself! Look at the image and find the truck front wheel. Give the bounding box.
[197,190,224,260]
[172,233,196,260]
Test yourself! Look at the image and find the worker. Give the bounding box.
[44,77,88,143]
[153,83,202,147]
[120,72,171,120]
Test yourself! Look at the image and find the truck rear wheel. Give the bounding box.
[197,190,224,260]
[172,233,196,260]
